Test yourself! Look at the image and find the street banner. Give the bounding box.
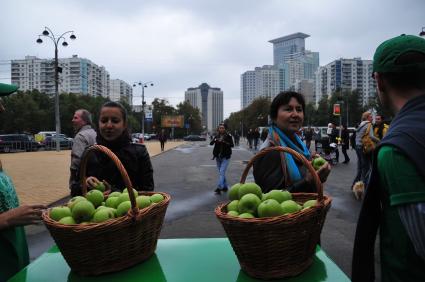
[161,115,184,128]
[333,104,341,116]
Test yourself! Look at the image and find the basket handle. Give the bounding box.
[240,146,323,202]
[79,145,138,212]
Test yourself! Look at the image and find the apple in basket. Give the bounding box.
[92,208,115,223]
[238,183,262,199]
[312,157,327,170]
[229,183,242,201]
[227,200,239,212]
[67,196,87,210]
[281,200,302,214]
[59,216,76,225]
[49,206,72,221]
[109,191,122,198]
[258,199,284,218]
[136,196,151,209]
[263,190,292,203]
[303,199,318,210]
[239,213,255,219]
[72,200,95,222]
[116,201,132,217]
[238,193,261,215]
[227,211,239,217]
[105,196,120,209]
[94,182,106,192]
[86,190,104,208]
[150,193,164,203]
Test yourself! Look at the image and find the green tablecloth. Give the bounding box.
[9,238,350,282]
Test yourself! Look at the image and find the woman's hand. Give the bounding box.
[86,176,102,189]
[0,204,47,230]
[305,161,332,184]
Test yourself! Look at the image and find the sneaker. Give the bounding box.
[222,187,228,192]
[214,188,221,194]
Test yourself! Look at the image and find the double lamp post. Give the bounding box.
[133,81,154,142]
[36,27,76,151]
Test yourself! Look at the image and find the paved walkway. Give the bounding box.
[1,141,185,206]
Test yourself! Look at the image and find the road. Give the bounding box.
[26,140,378,279]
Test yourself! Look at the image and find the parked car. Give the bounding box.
[42,136,73,150]
[183,135,206,141]
[0,134,42,153]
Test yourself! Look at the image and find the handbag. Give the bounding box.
[362,124,376,154]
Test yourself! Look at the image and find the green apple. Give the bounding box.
[281,200,302,214]
[92,209,115,223]
[109,191,122,198]
[50,206,72,221]
[238,193,261,215]
[59,216,76,225]
[238,183,262,199]
[227,200,239,212]
[86,190,104,207]
[229,183,242,200]
[227,211,239,217]
[150,193,164,203]
[312,157,327,170]
[94,182,106,192]
[264,190,291,203]
[123,187,138,197]
[67,196,87,210]
[136,196,151,209]
[72,200,95,222]
[96,206,108,211]
[258,199,284,218]
[117,193,131,206]
[303,199,317,209]
[239,213,255,219]
[116,201,132,217]
[105,196,120,208]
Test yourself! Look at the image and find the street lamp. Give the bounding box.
[36,27,76,151]
[133,81,154,142]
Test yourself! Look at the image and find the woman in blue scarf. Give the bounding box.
[253,91,331,193]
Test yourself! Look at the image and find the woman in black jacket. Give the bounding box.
[84,101,154,193]
[253,91,331,193]
[210,123,234,194]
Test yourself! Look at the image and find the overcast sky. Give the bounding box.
[0,0,423,118]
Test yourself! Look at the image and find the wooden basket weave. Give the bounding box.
[215,146,332,280]
[42,144,170,276]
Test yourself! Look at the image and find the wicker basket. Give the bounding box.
[215,146,332,280]
[42,144,170,276]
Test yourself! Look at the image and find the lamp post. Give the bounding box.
[37,27,76,151]
[133,81,154,142]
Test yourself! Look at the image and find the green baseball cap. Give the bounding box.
[0,83,19,97]
[373,34,425,74]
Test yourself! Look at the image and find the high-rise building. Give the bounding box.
[11,55,110,97]
[294,79,315,104]
[240,65,284,108]
[109,79,133,105]
[240,32,319,109]
[185,83,223,132]
[315,58,376,106]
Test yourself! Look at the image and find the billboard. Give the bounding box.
[161,115,184,128]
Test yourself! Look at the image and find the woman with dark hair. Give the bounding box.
[84,101,154,192]
[253,91,331,193]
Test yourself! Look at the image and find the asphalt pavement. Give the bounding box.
[26,140,380,279]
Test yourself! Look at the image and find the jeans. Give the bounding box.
[353,145,371,186]
[216,157,230,189]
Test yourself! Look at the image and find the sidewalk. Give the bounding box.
[1,141,185,206]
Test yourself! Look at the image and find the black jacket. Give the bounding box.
[210,133,234,159]
[73,133,154,195]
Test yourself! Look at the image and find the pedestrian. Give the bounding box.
[260,127,268,143]
[373,114,389,140]
[247,129,254,149]
[352,111,379,188]
[84,101,154,193]
[0,83,47,281]
[253,91,331,193]
[341,125,350,164]
[210,123,234,194]
[328,123,340,163]
[350,125,357,150]
[233,130,240,147]
[304,126,313,151]
[158,129,167,152]
[253,128,260,150]
[352,34,425,282]
[69,109,97,197]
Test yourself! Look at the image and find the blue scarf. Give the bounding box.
[269,125,311,182]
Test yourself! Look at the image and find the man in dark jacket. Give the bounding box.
[352,34,425,282]
[210,123,234,194]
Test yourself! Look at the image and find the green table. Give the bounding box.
[10,238,350,282]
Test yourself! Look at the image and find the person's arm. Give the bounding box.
[138,146,154,191]
[398,203,425,261]
[70,133,89,170]
[0,204,46,230]
[209,137,216,146]
[368,125,380,143]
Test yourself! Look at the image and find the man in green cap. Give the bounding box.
[352,34,425,282]
[0,83,46,281]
